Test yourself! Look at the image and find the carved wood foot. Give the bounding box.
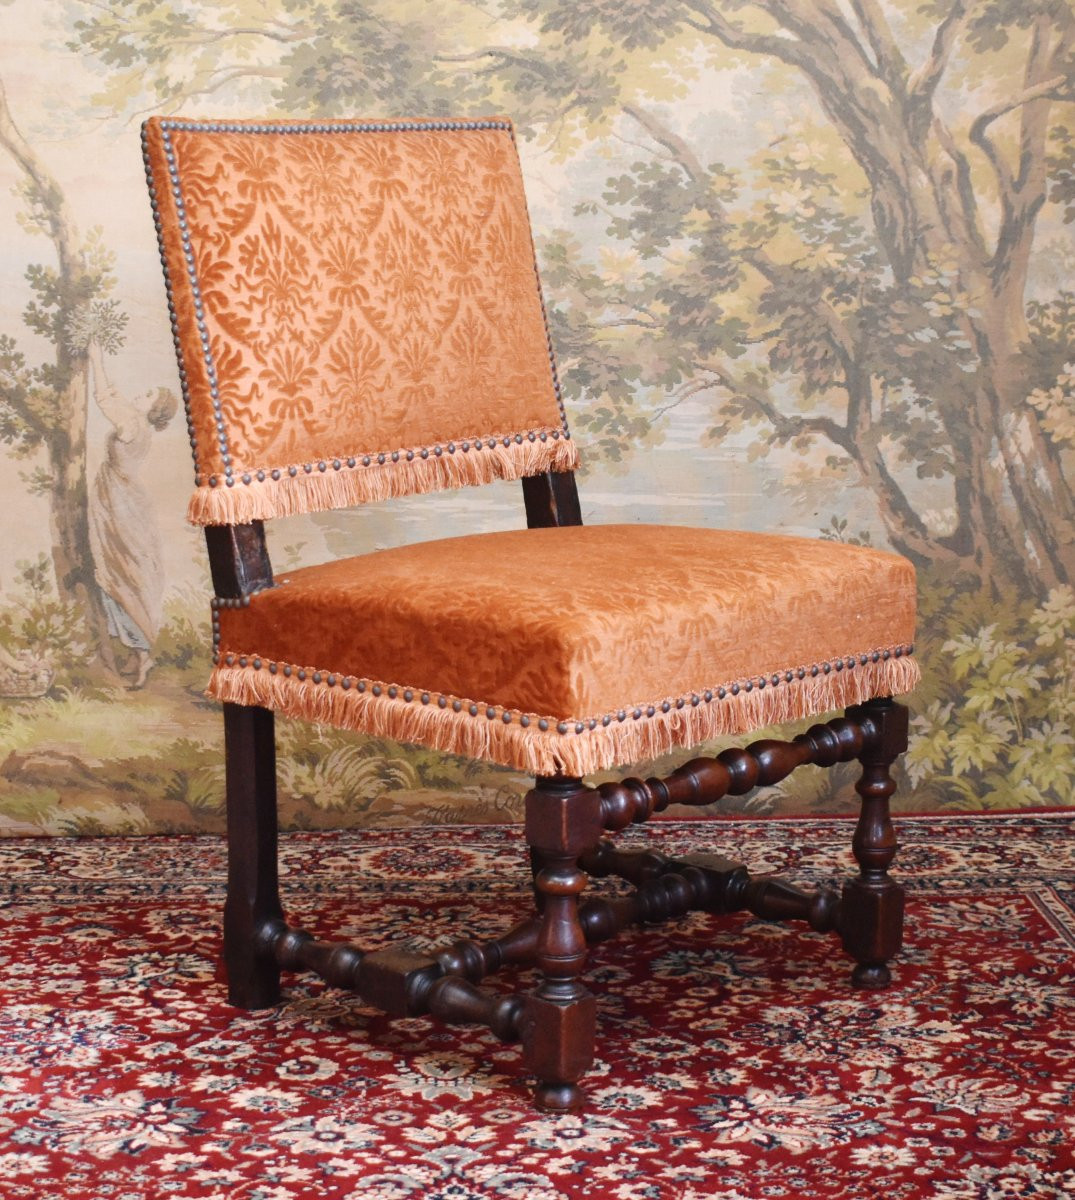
[841,698,908,989]
[222,703,284,1009]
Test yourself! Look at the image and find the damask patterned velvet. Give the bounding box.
[142,118,577,524]
[211,524,919,774]
[144,117,919,777]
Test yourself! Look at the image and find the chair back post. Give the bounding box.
[522,471,583,528]
[205,522,274,599]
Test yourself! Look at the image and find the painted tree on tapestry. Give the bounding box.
[63,0,1075,807]
[0,74,181,689]
[0,78,124,674]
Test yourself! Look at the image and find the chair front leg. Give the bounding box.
[223,702,284,1009]
[841,697,908,989]
[520,775,603,1112]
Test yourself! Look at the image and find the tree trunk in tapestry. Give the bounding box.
[0,78,115,669]
[0,78,178,681]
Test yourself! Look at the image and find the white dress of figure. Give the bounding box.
[88,347,172,685]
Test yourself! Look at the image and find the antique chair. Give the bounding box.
[142,116,919,1112]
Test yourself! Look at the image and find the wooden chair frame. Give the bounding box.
[207,467,908,1112]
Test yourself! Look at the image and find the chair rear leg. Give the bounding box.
[223,702,284,1009]
[521,776,602,1112]
[841,697,908,989]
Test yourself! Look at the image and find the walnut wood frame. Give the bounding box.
[206,469,909,1111]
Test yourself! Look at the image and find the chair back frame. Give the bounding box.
[204,468,583,605]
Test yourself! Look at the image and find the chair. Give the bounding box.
[141,116,919,1111]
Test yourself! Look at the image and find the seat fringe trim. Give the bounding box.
[187,433,579,525]
[206,651,921,776]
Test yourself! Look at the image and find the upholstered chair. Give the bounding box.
[142,116,919,1112]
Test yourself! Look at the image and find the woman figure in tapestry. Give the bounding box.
[88,344,178,689]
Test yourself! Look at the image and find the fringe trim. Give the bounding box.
[206,650,921,776]
[188,431,579,525]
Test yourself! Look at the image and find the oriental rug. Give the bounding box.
[0,813,1073,1199]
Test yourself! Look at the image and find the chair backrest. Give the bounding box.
[142,117,578,527]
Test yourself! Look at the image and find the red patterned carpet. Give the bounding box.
[0,813,1073,1199]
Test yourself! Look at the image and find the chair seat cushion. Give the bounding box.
[210,523,918,774]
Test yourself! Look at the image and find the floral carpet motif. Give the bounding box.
[0,813,1073,1199]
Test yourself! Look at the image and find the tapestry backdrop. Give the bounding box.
[0,1,1072,835]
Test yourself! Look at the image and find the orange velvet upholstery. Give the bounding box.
[144,114,920,778]
[211,524,918,775]
[142,117,577,525]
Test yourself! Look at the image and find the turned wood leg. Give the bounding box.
[520,776,602,1112]
[223,703,284,1009]
[529,847,549,912]
[841,697,908,989]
